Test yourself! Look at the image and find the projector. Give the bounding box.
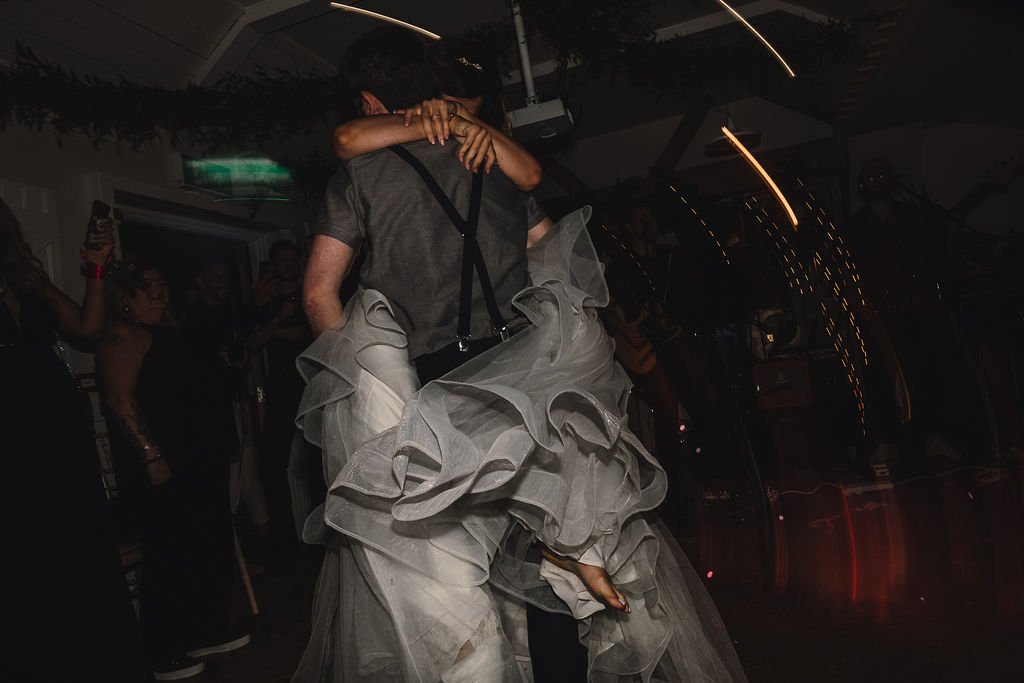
[507,98,574,141]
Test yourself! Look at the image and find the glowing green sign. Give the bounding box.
[180,155,293,200]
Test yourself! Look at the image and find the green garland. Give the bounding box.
[0,0,855,167]
[0,44,346,149]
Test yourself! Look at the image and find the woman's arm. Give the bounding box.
[447,102,542,191]
[333,114,425,161]
[43,221,115,343]
[334,98,542,191]
[97,322,172,485]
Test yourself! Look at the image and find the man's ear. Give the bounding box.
[360,91,390,115]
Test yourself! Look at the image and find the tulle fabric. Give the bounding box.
[292,207,746,682]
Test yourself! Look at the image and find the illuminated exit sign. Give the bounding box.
[170,153,293,201]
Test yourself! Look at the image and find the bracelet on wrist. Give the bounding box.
[139,444,163,464]
[80,262,106,280]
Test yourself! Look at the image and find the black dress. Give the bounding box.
[0,286,147,683]
[107,324,238,663]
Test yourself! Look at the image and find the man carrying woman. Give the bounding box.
[295,28,745,682]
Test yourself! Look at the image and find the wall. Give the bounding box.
[0,124,313,371]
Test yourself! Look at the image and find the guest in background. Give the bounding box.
[0,198,147,682]
[99,261,249,681]
[184,256,270,543]
[846,158,965,469]
[248,240,314,553]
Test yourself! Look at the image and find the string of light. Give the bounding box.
[329,3,442,40]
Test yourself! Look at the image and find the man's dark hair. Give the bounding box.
[269,239,300,261]
[342,27,436,112]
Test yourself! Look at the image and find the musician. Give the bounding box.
[845,158,964,468]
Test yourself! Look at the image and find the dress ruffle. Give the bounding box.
[294,208,745,682]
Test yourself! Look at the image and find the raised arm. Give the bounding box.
[97,322,172,485]
[303,235,356,337]
[450,103,541,191]
[42,218,115,344]
[333,114,424,161]
[333,99,542,191]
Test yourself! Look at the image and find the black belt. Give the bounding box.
[389,145,510,351]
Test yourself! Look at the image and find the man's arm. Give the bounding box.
[303,235,356,337]
[527,216,555,249]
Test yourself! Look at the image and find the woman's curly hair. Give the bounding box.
[0,199,49,295]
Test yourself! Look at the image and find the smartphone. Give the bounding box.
[85,200,111,251]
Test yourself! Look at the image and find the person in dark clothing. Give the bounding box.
[845,158,964,467]
[183,257,270,542]
[99,262,249,681]
[1,199,147,683]
[184,257,245,373]
[248,240,314,553]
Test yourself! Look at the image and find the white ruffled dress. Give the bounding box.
[291,208,747,682]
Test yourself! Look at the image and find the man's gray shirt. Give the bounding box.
[315,140,546,360]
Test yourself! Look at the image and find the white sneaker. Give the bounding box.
[187,632,251,658]
[153,656,204,681]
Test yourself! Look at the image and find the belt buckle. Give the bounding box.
[457,335,471,353]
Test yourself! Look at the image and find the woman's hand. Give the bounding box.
[145,458,173,486]
[450,116,497,174]
[83,218,115,266]
[400,98,461,145]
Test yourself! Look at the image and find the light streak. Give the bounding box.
[722,126,798,228]
[713,0,797,77]
[329,3,442,40]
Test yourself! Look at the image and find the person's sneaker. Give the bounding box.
[152,655,204,681]
[187,632,251,658]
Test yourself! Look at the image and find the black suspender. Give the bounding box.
[388,145,509,351]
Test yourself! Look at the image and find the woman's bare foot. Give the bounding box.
[540,546,630,613]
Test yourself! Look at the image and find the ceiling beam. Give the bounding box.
[650,95,712,179]
[193,0,335,84]
[503,0,838,87]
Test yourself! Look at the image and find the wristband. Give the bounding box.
[81,262,106,280]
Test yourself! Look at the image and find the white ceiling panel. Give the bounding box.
[87,0,232,58]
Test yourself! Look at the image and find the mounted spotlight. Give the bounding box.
[505,1,574,141]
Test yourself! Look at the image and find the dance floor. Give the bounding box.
[192,461,1024,683]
